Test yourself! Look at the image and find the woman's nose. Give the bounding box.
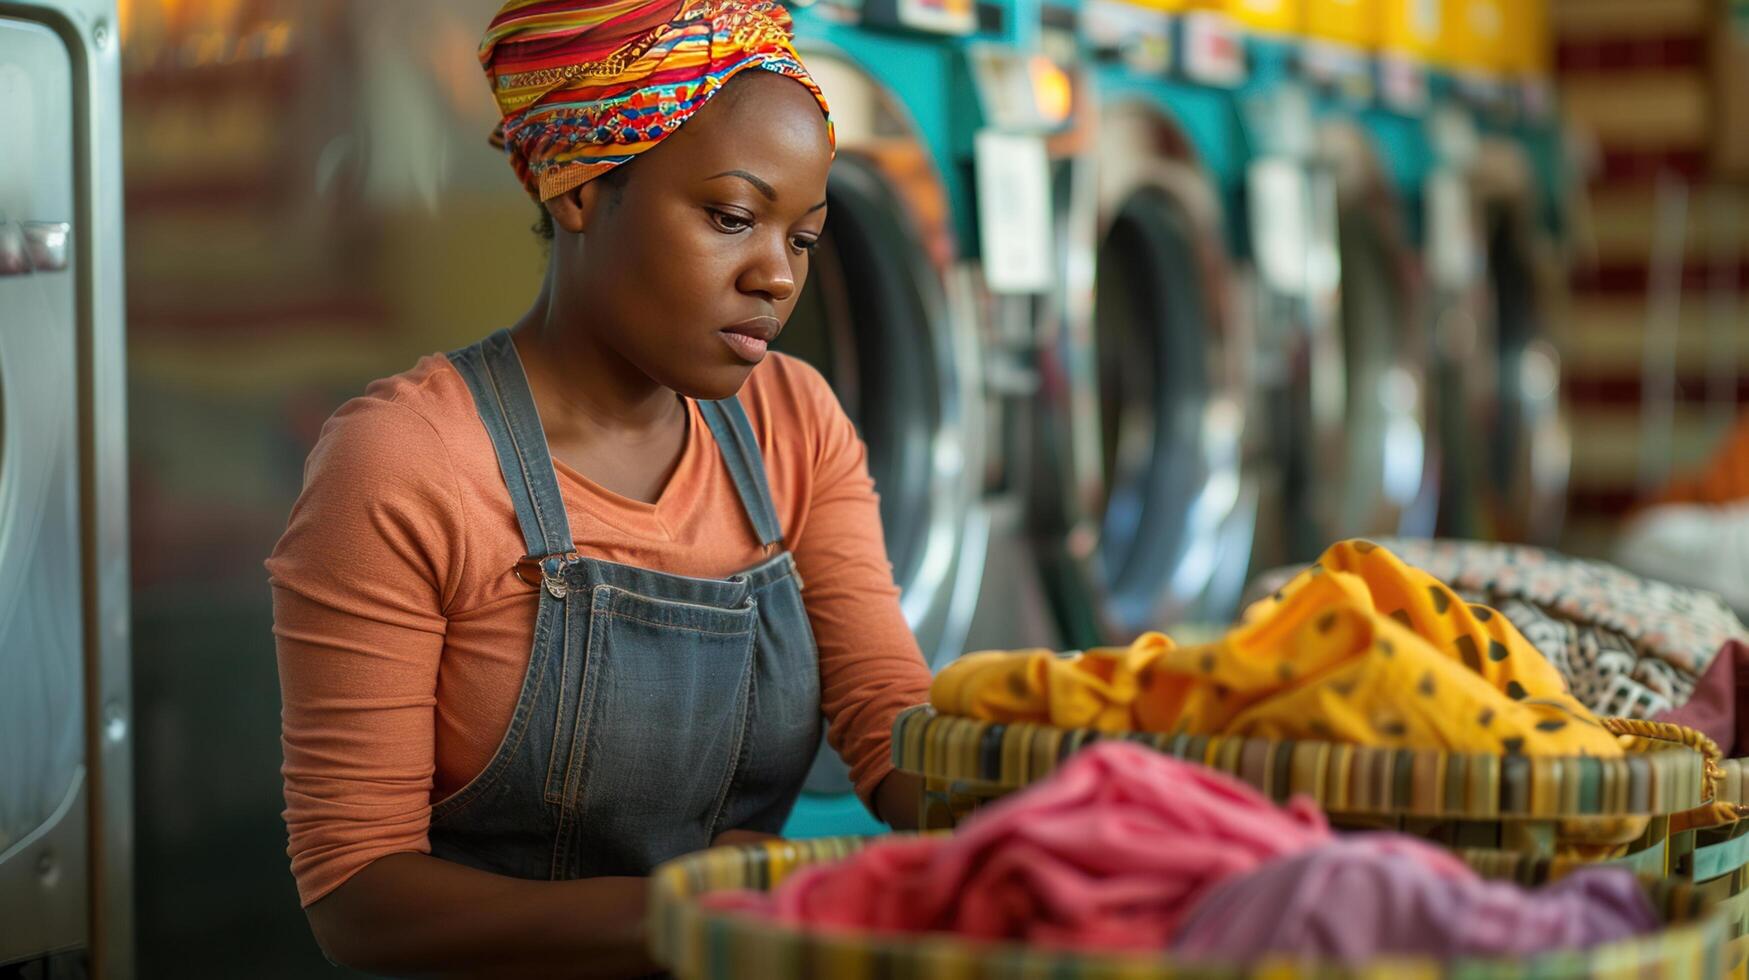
[738,234,797,302]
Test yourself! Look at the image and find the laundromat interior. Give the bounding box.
[6,0,1749,976]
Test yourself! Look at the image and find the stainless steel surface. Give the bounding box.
[0,220,27,274]
[22,219,70,271]
[0,9,85,970]
[1313,120,1435,540]
[1466,135,1571,545]
[0,1,130,975]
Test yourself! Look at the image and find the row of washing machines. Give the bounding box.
[777,0,1575,833]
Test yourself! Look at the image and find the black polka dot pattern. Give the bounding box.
[1429,586,1452,614]
[1454,636,1481,672]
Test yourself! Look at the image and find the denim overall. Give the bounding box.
[428,329,822,879]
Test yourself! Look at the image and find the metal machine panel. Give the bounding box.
[0,0,131,975]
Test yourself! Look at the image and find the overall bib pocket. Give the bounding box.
[562,584,759,875]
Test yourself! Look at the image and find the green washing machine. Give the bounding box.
[1233,24,1439,569]
[777,0,1070,837]
[1299,36,1443,544]
[1030,0,1259,647]
[1451,73,1572,546]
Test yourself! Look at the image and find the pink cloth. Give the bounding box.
[707,741,1331,950]
[1172,835,1659,963]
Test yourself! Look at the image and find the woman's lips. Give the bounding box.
[720,316,778,364]
[719,329,770,363]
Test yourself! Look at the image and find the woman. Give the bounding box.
[266,1,929,975]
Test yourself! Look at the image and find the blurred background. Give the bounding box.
[3,0,1748,976]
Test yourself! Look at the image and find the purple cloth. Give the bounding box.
[1171,836,1660,964]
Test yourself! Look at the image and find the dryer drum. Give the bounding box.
[1481,203,1568,544]
[778,152,941,597]
[1090,187,1216,636]
[1325,203,1432,539]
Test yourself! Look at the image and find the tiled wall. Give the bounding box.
[1554,0,1749,556]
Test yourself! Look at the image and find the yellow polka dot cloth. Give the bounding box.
[932,540,1624,759]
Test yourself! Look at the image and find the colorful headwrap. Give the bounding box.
[480,0,835,202]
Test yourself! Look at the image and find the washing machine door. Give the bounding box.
[0,12,91,969]
[1042,101,1249,646]
[1316,122,1436,540]
[777,49,985,671]
[1481,200,1569,545]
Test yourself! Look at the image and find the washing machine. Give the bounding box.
[778,0,1067,835]
[1030,0,1257,648]
[1420,0,1569,545]
[1300,0,1441,541]
[1467,112,1571,545]
[0,1,131,975]
[1471,0,1569,546]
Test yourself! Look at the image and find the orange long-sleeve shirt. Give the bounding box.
[266,350,930,907]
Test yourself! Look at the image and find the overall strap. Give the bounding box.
[698,397,785,550]
[446,329,575,562]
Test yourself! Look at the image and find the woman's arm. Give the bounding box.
[873,771,924,830]
[771,358,937,824]
[305,854,653,979]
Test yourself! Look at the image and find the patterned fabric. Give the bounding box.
[932,540,1624,758]
[1247,540,1748,720]
[479,0,834,201]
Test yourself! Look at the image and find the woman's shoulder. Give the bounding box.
[301,352,483,495]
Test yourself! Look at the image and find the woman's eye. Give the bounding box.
[791,236,820,254]
[708,209,753,234]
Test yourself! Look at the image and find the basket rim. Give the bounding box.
[647,836,1728,978]
[895,704,1712,820]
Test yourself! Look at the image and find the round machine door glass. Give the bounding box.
[1092,187,1216,634]
[1329,205,1430,538]
[0,16,86,959]
[1483,204,1568,543]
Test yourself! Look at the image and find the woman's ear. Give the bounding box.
[544,182,604,236]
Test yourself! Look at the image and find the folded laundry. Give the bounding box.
[706,741,1330,950]
[933,540,1622,758]
[1172,835,1661,964]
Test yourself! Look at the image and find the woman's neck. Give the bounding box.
[508,286,683,439]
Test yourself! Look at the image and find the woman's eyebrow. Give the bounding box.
[709,170,827,214]
[708,170,776,200]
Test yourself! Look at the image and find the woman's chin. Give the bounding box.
[669,362,758,403]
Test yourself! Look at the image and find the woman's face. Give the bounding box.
[549,70,833,401]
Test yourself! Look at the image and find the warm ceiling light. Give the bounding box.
[1030,55,1073,126]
